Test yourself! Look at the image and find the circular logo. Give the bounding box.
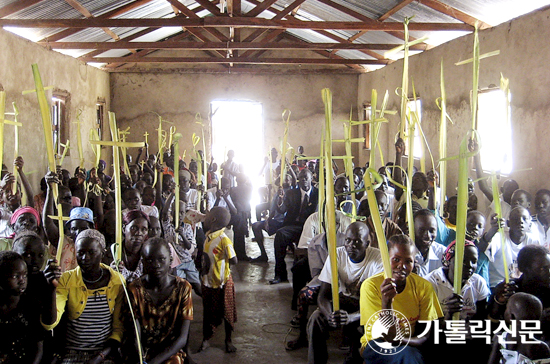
[365,309,411,355]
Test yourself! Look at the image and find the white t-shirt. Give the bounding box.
[531,215,550,249]
[414,242,447,278]
[486,231,542,287]
[426,267,490,320]
[318,246,383,299]
[297,211,352,249]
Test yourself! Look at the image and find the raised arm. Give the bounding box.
[469,138,493,202]
[393,138,405,201]
[42,171,60,246]
[14,156,34,207]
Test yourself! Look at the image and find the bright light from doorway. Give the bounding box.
[211,100,264,213]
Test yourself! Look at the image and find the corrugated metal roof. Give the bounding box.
[1,0,549,71]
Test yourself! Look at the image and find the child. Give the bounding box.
[426,241,490,320]
[484,206,542,288]
[413,209,447,277]
[488,293,550,364]
[161,193,201,295]
[532,189,550,248]
[466,210,490,286]
[0,251,44,363]
[360,234,443,363]
[125,238,193,363]
[199,206,238,353]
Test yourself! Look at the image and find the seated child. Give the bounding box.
[360,234,443,364]
[161,193,201,295]
[426,240,490,320]
[413,209,447,277]
[484,206,542,288]
[0,251,45,363]
[125,238,193,364]
[488,292,550,364]
[199,206,238,353]
[12,230,57,326]
[466,210,489,286]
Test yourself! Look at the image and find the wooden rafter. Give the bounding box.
[0,17,474,31]
[417,0,491,28]
[378,0,415,21]
[64,0,120,41]
[193,0,222,16]
[41,41,424,51]
[166,0,228,41]
[83,56,390,65]
[0,0,44,18]
[39,0,155,42]
[246,0,279,17]
[78,27,159,59]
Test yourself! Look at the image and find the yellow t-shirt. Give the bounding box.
[202,228,236,289]
[359,272,443,349]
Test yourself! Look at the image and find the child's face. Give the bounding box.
[511,192,531,209]
[376,194,389,218]
[13,213,38,233]
[535,193,550,216]
[449,246,478,284]
[148,219,162,238]
[2,259,27,296]
[123,190,142,211]
[15,239,45,274]
[389,244,415,284]
[3,187,21,210]
[466,214,485,240]
[508,208,531,234]
[414,215,437,252]
[142,243,171,278]
[142,188,156,206]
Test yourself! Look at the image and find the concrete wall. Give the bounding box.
[111,72,358,173]
[0,28,110,190]
[356,6,550,206]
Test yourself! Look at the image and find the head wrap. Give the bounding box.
[442,240,476,267]
[10,206,40,226]
[123,209,150,226]
[66,207,94,226]
[75,229,106,249]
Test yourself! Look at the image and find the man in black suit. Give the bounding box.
[270,168,318,284]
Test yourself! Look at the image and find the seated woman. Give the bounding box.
[43,229,125,363]
[0,251,45,363]
[111,209,150,282]
[360,234,443,364]
[125,237,193,364]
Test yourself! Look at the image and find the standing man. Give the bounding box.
[220,150,239,187]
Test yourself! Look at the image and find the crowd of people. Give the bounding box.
[1,138,550,364]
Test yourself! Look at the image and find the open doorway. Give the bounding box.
[210,100,264,219]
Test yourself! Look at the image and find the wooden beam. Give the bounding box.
[165,0,228,41]
[378,0,414,21]
[242,0,305,43]
[417,0,491,29]
[0,0,43,18]
[41,41,422,50]
[193,0,222,16]
[246,0,279,17]
[107,66,366,74]
[0,17,474,31]
[64,0,120,41]
[78,27,159,59]
[40,0,155,42]
[84,56,389,65]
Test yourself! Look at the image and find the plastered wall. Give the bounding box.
[0,28,110,190]
[356,6,550,209]
[111,72,359,172]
